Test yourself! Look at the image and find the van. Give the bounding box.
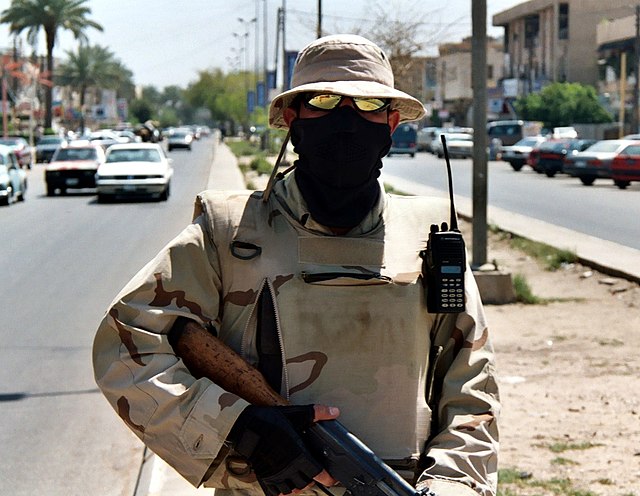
[487,120,542,159]
[388,123,418,157]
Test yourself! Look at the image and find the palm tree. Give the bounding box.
[56,43,132,133]
[0,0,102,129]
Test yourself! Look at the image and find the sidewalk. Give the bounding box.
[141,140,640,496]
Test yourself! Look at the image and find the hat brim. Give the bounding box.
[269,80,425,129]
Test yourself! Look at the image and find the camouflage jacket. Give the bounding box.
[92,174,499,496]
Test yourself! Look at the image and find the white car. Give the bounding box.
[501,136,547,171]
[45,143,106,196]
[433,132,474,159]
[95,143,173,202]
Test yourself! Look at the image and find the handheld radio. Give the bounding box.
[420,134,466,313]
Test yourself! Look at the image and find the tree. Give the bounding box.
[351,1,464,96]
[0,0,102,128]
[515,82,613,128]
[56,43,131,133]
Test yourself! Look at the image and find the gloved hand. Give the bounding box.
[227,405,324,495]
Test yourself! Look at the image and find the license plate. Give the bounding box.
[66,178,79,185]
[123,185,137,191]
[574,160,586,167]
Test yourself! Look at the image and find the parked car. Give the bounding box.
[45,143,106,196]
[0,136,33,169]
[388,123,418,157]
[500,136,547,171]
[433,132,474,159]
[0,145,26,205]
[95,143,173,201]
[167,128,194,151]
[417,127,440,152]
[611,141,640,189]
[533,138,597,177]
[563,139,636,185]
[35,135,67,163]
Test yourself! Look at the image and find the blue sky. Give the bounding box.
[0,0,522,89]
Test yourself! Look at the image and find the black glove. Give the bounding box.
[227,405,324,495]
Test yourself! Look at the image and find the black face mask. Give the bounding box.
[291,106,392,229]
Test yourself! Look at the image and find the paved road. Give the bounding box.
[381,152,640,251]
[0,137,215,495]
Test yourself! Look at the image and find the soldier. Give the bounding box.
[93,34,499,496]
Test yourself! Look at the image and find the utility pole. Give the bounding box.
[282,0,287,91]
[633,4,640,134]
[317,0,322,38]
[471,0,487,267]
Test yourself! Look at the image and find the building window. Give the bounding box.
[558,3,569,40]
[488,65,494,79]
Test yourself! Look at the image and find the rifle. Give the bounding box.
[173,319,435,496]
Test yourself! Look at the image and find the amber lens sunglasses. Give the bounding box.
[302,93,391,113]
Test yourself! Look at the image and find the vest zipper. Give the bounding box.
[239,277,290,401]
[266,277,290,402]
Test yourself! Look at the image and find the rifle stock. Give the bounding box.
[173,319,426,496]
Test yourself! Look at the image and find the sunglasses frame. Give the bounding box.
[301,93,391,113]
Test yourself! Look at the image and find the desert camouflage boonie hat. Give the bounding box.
[269,34,426,129]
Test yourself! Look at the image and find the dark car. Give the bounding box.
[35,135,67,163]
[533,139,597,177]
[611,142,640,189]
[0,137,33,169]
[388,123,418,157]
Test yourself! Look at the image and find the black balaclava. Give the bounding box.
[291,106,392,229]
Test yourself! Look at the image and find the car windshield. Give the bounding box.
[445,134,472,142]
[540,141,568,152]
[55,148,97,161]
[584,141,626,153]
[393,125,416,139]
[38,137,63,145]
[0,139,19,146]
[621,144,640,155]
[107,149,161,163]
[516,137,542,147]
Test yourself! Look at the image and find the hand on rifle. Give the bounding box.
[227,404,340,495]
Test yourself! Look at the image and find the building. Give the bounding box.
[596,12,640,135]
[493,0,637,97]
[435,37,504,126]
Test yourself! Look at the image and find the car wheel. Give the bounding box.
[614,180,630,189]
[545,170,556,178]
[410,153,415,158]
[579,176,596,186]
[97,193,110,203]
[46,184,55,196]
[511,163,523,171]
[168,146,173,152]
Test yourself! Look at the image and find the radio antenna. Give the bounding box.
[440,134,459,232]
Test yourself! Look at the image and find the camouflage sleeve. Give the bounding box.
[92,215,250,488]
[416,267,500,496]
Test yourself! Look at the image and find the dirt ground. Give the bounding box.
[469,220,640,495]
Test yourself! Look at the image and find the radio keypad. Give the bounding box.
[440,277,464,308]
